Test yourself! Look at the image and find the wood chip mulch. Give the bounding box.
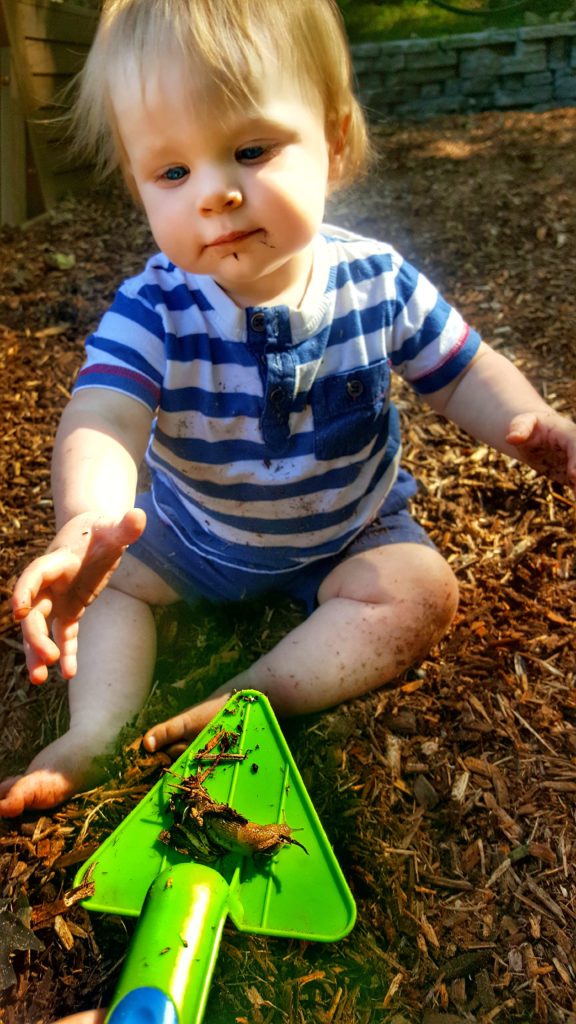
[0,108,575,1024]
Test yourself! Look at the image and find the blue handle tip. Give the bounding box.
[107,987,178,1024]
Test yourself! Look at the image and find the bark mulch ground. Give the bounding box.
[0,107,575,1024]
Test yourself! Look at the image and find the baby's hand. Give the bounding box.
[506,411,576,496]
[12,508,145,684]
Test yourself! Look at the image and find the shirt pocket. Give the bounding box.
[311,360,389,461]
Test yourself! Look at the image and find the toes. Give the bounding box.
[53,1011,107,1024]
[0,774,21,798]
[144,694,232,752]
[0,771,75,818]
[0,777,26,818]
[144,711,196,752]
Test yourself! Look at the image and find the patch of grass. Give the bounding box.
[135,596,306,737]
[338,0,576,41]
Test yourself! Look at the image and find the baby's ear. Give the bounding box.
[327,113,351,189]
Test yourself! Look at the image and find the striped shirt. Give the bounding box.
[73,224,481,575]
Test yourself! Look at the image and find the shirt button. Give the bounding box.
[346,378,364,398]
[250,312,266,332]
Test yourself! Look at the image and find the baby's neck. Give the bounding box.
[220,247,315,311]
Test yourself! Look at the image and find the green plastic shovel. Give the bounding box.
[75,690,356,1024]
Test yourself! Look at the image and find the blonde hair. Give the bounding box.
[72,0,369,189]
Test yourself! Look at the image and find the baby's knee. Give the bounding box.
[321,542,458,617]
[425,557,459,633]
[387,550,458,658]
[376,546,458,638]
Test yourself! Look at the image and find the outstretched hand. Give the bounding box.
[12,508,146,684]
[506,411,576,496]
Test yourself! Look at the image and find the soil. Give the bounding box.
[0,107,575,1024]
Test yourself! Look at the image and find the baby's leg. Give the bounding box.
[0,555,178,817]
[145,543,458,752]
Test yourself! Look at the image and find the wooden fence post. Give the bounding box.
[0,44,27,224]
[0,0,98,225]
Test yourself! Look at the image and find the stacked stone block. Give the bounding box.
[352,23,576,119]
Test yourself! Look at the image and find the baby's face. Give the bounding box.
[111,59,336,308]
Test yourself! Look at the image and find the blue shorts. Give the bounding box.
[128,469,436,614]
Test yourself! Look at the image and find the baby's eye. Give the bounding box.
[236,143,275,164]
[161,165,189,182]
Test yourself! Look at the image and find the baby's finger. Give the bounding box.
[18,598,56,653]
[505,411,538,447]
[108,507,147,545]
[25,653,50,686]
[20,611,60,685]
[52,619,80,680]
[62,511,147,618]
[21,606,60,653]
[12,549,81,620]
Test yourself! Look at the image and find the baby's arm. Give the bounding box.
[427,341,576,494]
[12,388,152,682]
[52,387,152,525]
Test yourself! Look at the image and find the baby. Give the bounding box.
[1,0,575,817]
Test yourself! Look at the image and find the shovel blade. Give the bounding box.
[76,691,356,942]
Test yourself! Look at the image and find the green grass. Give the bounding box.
[338,0,576,41]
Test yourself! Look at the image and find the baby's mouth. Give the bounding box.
[207,229,262,249]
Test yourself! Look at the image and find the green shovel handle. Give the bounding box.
[105,863,230,1024]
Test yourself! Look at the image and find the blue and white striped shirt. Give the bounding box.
[74,225,480,574]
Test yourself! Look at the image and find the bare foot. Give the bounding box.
[143,689,234,756]
[53,1012,106,1024]
[0,729,109,818]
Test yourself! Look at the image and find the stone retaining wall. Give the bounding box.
[351,23,576,119]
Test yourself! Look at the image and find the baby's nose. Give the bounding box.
[200,189,243,216]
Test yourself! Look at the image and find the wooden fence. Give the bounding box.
[0,0,98,224]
